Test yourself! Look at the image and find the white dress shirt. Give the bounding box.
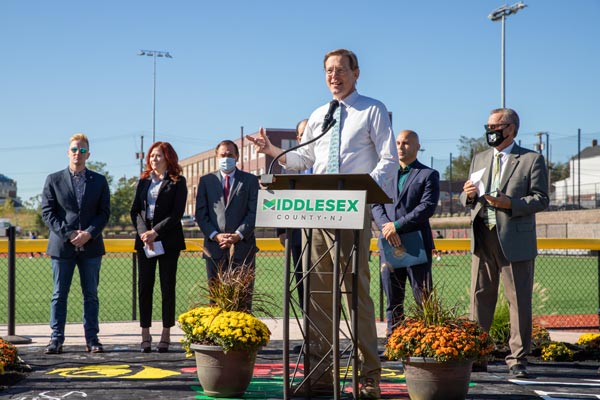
[494,141,515,182]
[284,90,399,198]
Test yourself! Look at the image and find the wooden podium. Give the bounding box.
[257,173,391,400]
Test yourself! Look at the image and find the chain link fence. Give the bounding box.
[1,238,599,330]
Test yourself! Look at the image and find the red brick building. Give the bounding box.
[179,128,297,216]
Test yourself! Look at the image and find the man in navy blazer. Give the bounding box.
[372,130,440,337]
[195,140,259,306]
[41,133,110,354]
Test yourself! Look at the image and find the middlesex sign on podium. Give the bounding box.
[256,190,366,230]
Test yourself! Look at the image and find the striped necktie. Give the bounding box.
[326,104,342,173]
[485,152,503,229]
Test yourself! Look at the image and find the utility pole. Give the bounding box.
[536,132,544,155]
[536,132,552,197]
[240,126,244,171]
[544,132,550,197]
[136,135,145,176]
[449,153,453,216]
[578,128,581,209]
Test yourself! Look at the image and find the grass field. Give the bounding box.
[0,251,598,325]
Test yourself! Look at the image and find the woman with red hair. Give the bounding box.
[130,142,187,353]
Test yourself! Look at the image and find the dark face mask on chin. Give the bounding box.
[486,129,507,147]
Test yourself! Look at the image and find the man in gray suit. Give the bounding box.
[460,108,549,378]
[195,140,259,307]
[42,133,110,354]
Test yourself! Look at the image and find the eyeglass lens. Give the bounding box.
[70,147,87,154]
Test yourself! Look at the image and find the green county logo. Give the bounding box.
[262,198,359,212]
[262,198,277,210]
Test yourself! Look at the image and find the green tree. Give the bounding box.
[549,161,568,184]
[24,194,42,211]
[110,176,138,226]
[444,136,488,180]
[1,197,15,216]
[86,161,114,188]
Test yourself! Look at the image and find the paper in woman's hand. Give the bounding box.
[144,241,165,258]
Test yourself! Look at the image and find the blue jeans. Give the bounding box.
[50,255,102,344]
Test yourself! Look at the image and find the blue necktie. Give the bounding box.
[326,105,342,173]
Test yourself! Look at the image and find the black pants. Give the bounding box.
[137,250,180,328]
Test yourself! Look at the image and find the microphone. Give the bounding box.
[322,100,340,134]
[266,101,339,176]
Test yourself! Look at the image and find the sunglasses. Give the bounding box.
[70,147,88,154]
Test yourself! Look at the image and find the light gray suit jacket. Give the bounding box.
[195,168,259,263]
[459,144,549,262]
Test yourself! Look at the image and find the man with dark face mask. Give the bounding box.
[460,108,549,379]
[195,140,260,307]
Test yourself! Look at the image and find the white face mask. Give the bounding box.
[218,157,236,173]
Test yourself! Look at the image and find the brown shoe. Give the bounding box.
[359,377,381,399]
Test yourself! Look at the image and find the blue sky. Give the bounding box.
[2,0,599,203]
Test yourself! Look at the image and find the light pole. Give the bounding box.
[488,2,527,108]
[138,50,173,143]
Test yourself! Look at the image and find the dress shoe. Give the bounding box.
[85,340,104,353]
[45,340,63,354]
[509,364,529,379]
[472,360,488,372]
[157,341,170,353]
[140,336,152,353]
[359,377,381,399]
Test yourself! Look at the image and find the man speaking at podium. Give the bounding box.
[248,48,397,399]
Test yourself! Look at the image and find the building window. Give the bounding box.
[281,139,297,150]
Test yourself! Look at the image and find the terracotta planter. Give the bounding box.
[190,343,258,398]
[403,357,474,400]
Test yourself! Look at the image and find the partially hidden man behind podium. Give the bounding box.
[277,118,309,311]
[195,140,260,308]
[247,48,398,399]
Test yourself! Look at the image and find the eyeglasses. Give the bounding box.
[70,147,88,154]
[325,67,350,76]
[484,123,511,131]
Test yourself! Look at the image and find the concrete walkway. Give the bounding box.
[1,319,585,347]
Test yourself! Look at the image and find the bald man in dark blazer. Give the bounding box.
[372,130,440,337]
[460,108,549,378]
